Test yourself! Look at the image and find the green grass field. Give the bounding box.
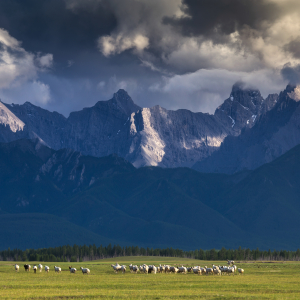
[0,257,299,299]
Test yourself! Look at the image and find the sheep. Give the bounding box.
[38,264,43,272]
[129,264,134,273]
[24,264,31,272]
[227,267,235,275]
[80,267,90,274]
[54,266,62,273]
[33,265,37,273]
[121,265,126,274]
[164,265,170,273]
[220,266,228,275]
[187,267,193,273]
[152,265,157,274]
[14,264,19,272]
[45,266,50,273]
[213,268,221,275]
[132,265,139,273]
[139,265,144,272]
[227,260,235,266]
[69,267,77,274]
[142,264,149,274]
[170,266,179,273]
[111,263,122,273]
[178,266,187,274]
[238,268,244,275]
[192,267,201,275]
[232,265,237,272]
[206,268,214,275]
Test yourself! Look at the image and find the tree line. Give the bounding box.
[1,244,300,262]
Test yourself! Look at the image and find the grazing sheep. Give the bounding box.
[232,265,237,272]
[170,266,179,273]
[80,267,90,274]
[227,267,235,275]
[132,265,139,273]
[238,268,244,275]
[192,267,201,275]
[213,268,221,275]
[178,266,187,274]
[164,265,170,273]
[187,267,193,273]
[111,263,122,273]
[38,264,43,272]
[14,264,19,272]
[129,264,134,273]
[121,265,126,274]
[206,268,214,275]
[142,264,149,274]
[152,265,157,274]
[54,266,62,273]
[24,264,31,272]
[33,265,37,273]
[45,266,50,273]
[69,267,77,274]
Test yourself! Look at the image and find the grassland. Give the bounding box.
[0,256,299,299]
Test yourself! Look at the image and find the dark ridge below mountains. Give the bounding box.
[1,139,300,250]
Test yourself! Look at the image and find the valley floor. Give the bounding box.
[0,257,299,299]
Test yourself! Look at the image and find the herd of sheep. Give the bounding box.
[111,260,245,275]
[14,260,245,276]
[15,264,90,274]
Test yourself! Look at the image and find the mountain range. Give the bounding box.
[1,83,300,250]
[0,82,282,169]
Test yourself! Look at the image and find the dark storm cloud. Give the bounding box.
[164,0,280,39]
[284,37,300,60]
[281,64,300,85]
[0,0,116,64]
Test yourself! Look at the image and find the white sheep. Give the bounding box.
[227,267,235,275]
[238,268,244,275]
[38,264,43,272]
[54,266,62,273]
[45,266,50,273]
[142,264,149,274]
[69,267,77,274]
[33,265,37,273]
[80,267,90,274]
[14,264,19,272]
[132,265,139,273]
[152,265,157,274]
[121,265,126,274]
[206,268,214,275]
[192,266,201,275]
[111,263,122,273]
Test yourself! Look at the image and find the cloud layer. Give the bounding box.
[0,0,300,115]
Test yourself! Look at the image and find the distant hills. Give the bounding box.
[1,139,300,250]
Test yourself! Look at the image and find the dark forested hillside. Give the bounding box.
[1,139,300,250]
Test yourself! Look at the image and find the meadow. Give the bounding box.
[0,256,299,299]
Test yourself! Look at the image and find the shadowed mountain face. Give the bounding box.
[0,84,279,168]
[193,85,300,174]
[1,139,300,250]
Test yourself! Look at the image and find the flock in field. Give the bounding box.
[111,260,245,275]
[13,260,244,276]
[14,264,90,274]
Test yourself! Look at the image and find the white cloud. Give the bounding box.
[99,34,149,57]
[0,28,53,105]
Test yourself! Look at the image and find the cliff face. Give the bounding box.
[0,84,280,168]
[193,85,300,174]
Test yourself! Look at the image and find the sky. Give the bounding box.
[0,0,300,116]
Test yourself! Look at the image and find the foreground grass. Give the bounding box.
[0,257,299,299]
